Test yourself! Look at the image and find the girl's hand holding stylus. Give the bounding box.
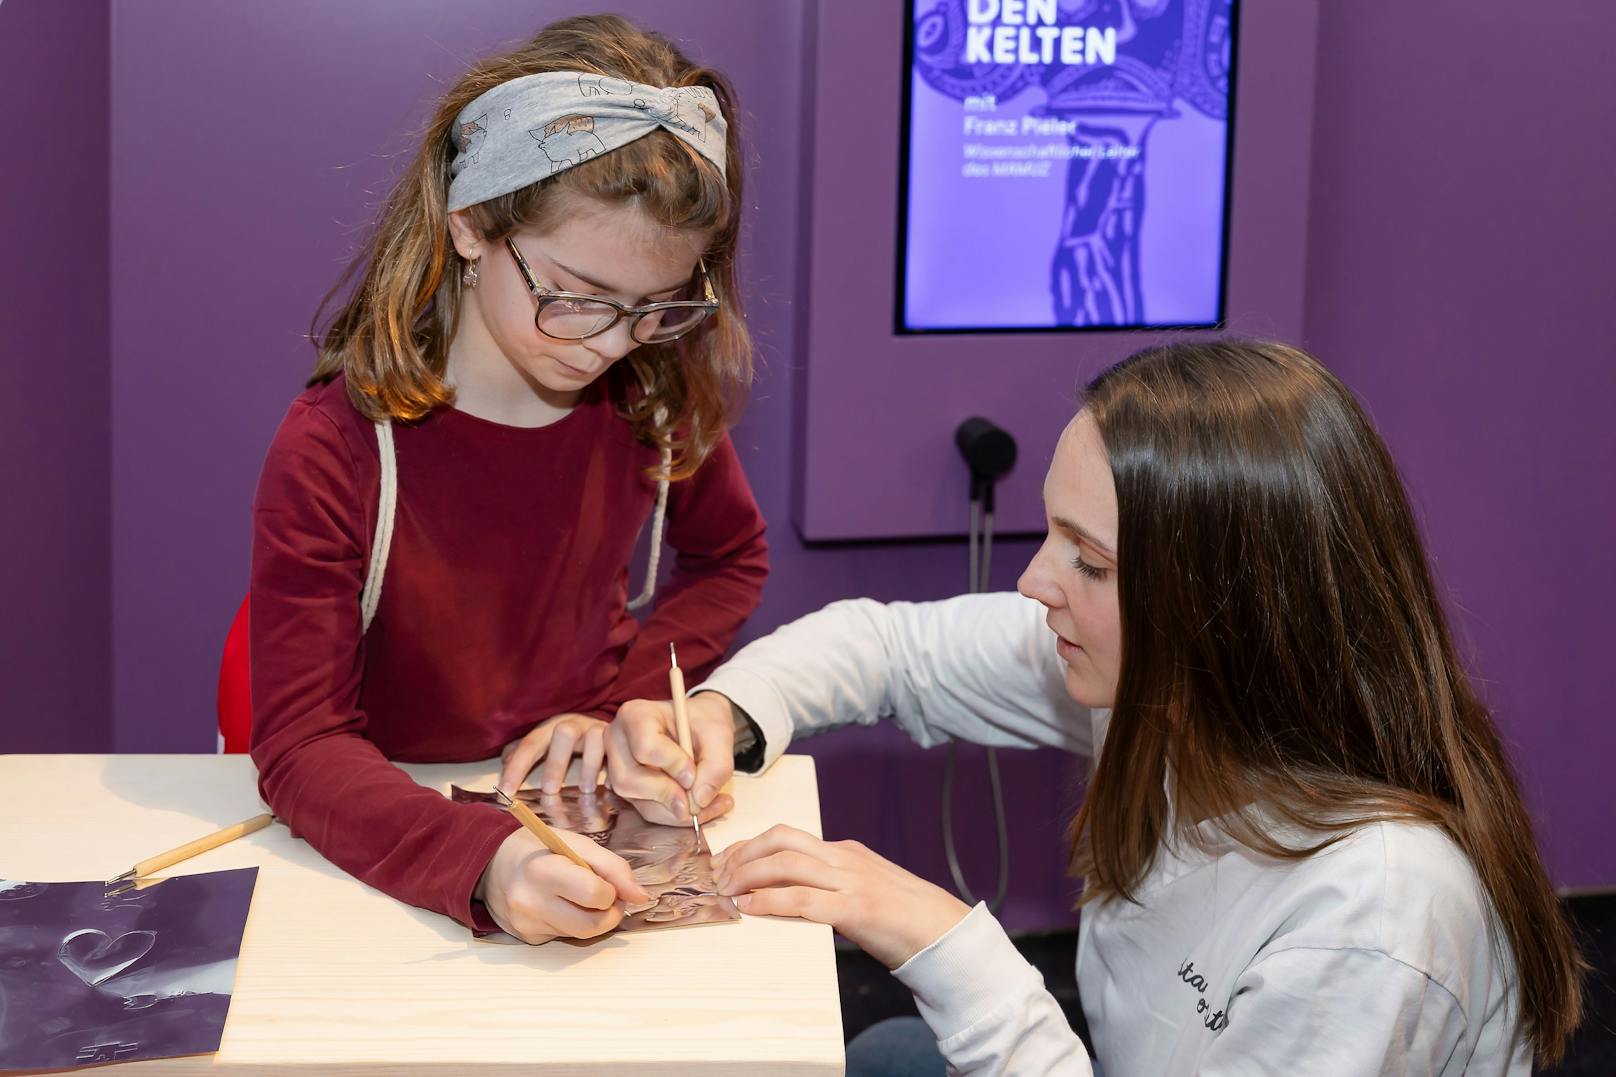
[608,695,736,825]
[497,713,609,797]
[713,825,971,970]
[475,827,649,945]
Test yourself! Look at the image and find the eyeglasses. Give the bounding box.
[502,237,719,345]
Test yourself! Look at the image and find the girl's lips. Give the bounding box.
[1055,634,1084,662]
[552,356,598,378]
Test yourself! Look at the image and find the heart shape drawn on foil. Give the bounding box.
[58,928,157,987]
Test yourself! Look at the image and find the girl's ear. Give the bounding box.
[446,209,484,261]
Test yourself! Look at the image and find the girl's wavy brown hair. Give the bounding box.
[1070,339,1584,1065]
[308,14,750,479]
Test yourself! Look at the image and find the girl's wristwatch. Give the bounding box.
[730,702,765,773]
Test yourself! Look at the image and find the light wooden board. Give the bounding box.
[0,754,844,1075]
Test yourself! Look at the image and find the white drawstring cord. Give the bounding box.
[625,447,672,611]
[360,416,669,624]
[360,420,397,633]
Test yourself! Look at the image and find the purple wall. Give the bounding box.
[0,0,111,753]
[1302,1,1616,888]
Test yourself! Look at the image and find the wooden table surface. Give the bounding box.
[0,754,844,1075]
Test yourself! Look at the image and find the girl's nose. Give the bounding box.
[582,318,638,362]
[1017,543,1062,609]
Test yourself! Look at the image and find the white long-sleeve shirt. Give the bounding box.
[699,592,1530,1076]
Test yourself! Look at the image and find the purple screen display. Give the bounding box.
[900,0,1237,331]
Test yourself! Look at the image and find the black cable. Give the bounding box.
[942,490,1011,913]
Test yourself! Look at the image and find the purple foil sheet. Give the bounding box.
[451,787,740,933]
[0,866,258,1071]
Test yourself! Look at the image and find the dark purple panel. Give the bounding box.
[794,0,1318,540]
[0,0,112,753]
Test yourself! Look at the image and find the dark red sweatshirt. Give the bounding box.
[249,375,767,930]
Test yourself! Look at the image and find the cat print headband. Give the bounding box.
[446,70,727,211]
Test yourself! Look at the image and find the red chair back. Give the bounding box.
[218,595,252,753]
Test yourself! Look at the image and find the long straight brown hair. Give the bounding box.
[1069,340,1583,1063]
[309,15,750,479]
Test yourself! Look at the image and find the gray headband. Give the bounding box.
[446,70,727,212]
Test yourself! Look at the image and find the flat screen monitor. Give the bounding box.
[898,0,1239,333]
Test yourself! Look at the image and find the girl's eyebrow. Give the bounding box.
[1052,516,1116,560]
[548,255,687,298]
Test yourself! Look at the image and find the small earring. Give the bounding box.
[461,258,480,288]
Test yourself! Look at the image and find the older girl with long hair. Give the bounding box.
[612,340,1583,1074]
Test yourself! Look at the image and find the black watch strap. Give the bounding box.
[731,703,766,773]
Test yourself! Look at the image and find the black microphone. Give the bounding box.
[955,417,1017,512]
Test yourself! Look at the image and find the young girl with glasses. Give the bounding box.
[248,14,766,944]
